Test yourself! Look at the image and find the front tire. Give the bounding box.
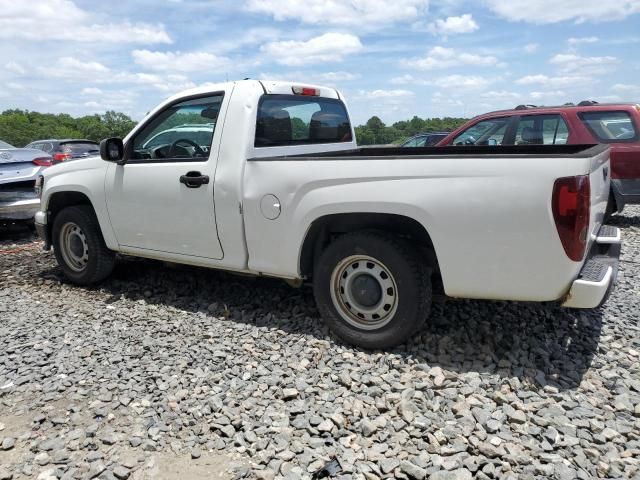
[313,231,432,349]
[52,205,116,285]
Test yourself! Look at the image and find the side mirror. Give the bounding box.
[100,138,124,163]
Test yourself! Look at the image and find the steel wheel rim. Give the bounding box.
[59,222,89,272]
[330,255,398,330]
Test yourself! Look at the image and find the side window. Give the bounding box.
[452,117,510,146]
[515,115,569,145]
[578,110,638,143]
[130,94,223,161]
[403,137,418,147]
[255,95,352,147]
[414,136,428,147]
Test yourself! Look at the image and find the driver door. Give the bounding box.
[105,93,225,260]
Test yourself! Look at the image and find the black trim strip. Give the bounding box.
[248,144,608,162]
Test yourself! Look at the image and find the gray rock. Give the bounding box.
[282,388,299,400]
[191,448,202,459]
[380,458,400,474]
[428,469,473,480]
[112,466,131,480]
[1,437,15,450]
[400,461,427,480]
[0,467,12,480]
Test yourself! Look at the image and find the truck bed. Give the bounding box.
[249,143,607,161]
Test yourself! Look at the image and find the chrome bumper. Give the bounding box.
[561,225,621,309]
[0,197,40,220]
[34,210,50,249]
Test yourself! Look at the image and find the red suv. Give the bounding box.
[437,102,640,215]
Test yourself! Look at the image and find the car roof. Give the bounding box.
[478,102,640,117]
[30,139,98,144]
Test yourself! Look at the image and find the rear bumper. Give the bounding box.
[0,197,40,220]
[561,225,621,309]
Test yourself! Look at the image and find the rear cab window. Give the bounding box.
[255,95,352,147]
[578,110,639,143]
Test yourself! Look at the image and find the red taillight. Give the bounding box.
[552,175,590,261]
[32,157,53,167]
[292,86,320,96]
[53,153,71,162]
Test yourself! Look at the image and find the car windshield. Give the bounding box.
[0,140,14,149]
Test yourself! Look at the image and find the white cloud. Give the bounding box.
[6,82,24,90]
[524,43,539,53]
[0,0,171,44]
[427,14,479,36]
[49,57,110,78]
[480,90,520,100]
[612,83,640,93]
[367,89,415,98]
[132,50,231,73]
[485,0,640,24]
[529,90,567,100]
[392,73,495,89]
[567,36,599,45]
[5,61,26,75]
[315,71,359,82]
[515,74,592,88]
[402,46,500,70]
[261,33,363,66]
[550,53,618,74]
[81,87,103,96]
[246,0,430,26]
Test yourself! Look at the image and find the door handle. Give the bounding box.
[179,171,210,188]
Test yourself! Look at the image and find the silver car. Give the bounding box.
[0,140,52,221]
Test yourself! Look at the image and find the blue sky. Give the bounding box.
[1,0,639,125]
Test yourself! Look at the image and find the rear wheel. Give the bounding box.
[313,231,432,349]
[52,205,116,285]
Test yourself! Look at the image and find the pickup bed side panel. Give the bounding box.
[243,153,601,301]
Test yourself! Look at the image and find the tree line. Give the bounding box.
[0,109,468,147]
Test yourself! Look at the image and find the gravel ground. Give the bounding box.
[0,208,639,480]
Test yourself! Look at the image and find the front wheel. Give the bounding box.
[52,205,116,285]
[313,231,432,349]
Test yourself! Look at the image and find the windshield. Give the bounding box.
[0,140,14,149]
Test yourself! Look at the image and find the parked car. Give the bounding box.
[34,80,620,348]
[401,132,449,147]
[437,101,640,215]
[0,140,53,221]
[25,139,99,163]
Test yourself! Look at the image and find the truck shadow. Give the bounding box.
[38,254,603,393]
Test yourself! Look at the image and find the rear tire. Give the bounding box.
[52,205,116,285]
[313,231,432,349]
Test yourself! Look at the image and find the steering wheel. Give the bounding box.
[167,138,206,158]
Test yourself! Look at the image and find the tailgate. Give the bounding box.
[587,146,611,245]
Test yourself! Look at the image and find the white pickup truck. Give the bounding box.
[34,80,621,348]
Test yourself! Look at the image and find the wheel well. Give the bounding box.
[48,191,94,231]
[300,213,441,288]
